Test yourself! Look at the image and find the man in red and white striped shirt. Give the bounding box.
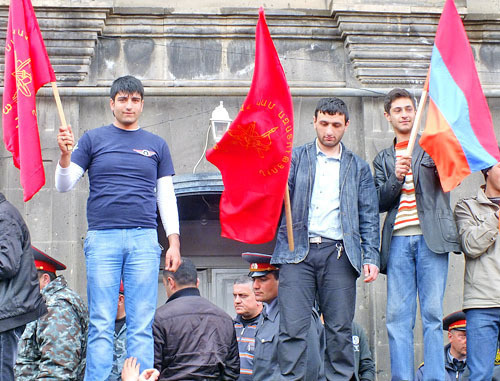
[373,88,461,381]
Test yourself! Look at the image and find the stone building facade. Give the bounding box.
[1,0,500,378]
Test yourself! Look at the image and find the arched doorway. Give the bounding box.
[156,173,276,315]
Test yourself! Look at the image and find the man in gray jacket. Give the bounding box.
[373,88,460,380]
[454,161,500,380]
[0,192,47,380]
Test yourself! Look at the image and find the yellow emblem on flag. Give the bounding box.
[228,121,278,158]
[13,58,33,97]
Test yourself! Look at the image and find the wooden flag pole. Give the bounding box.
[406,72,430,156]
[51,82,72,151]
[284,184,294,252]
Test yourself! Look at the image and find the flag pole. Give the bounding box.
[284,184,294,252]
[406,71,430,156]
[51,82,72,151]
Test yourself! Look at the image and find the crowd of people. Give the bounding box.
[1,75,500,381]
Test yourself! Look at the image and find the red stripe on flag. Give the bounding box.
[434,0,499,160]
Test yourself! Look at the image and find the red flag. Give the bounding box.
[2,0,56,201]
[206,8,293,244]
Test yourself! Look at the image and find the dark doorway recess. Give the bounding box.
[157,173,277,268]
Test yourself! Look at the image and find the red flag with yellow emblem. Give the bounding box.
[206,8,293,244]
[2,0,56,201]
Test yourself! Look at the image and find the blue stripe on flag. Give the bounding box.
[429,46,497,171]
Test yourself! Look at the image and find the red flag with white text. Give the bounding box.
[206,8,294,244]
[2,0,56,201]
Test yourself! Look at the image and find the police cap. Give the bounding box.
[242,252,278,278]
[32,246,66,274]
[443,310,466,331]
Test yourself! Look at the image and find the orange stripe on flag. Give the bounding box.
[420,99,471,192]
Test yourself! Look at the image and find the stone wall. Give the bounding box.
[1,1,500,379]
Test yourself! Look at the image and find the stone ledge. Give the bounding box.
[0,6,109,85]
[335,7,500,85]
[5,85,500,98]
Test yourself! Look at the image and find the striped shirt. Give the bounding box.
[394,141,421,234]
[234,313,262,380]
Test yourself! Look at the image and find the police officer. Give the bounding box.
[416,311,467,381]
[242,252,325,381]
[15,247,89,380]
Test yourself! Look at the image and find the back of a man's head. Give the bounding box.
[163,258,197,288]
[37,270,56,291]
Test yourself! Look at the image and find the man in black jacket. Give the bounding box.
[372,88,460,380]
[153,258,239,380]
[0,192,47,380]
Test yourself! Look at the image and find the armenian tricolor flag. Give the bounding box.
[420,0,500,192]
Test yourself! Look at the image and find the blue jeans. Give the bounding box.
[0,325,25,381]
[465,308,500,380]
[386,235,448,381]
[84,228,161,380]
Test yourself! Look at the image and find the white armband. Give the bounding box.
[157,176,180,237]
[55,162,84,192]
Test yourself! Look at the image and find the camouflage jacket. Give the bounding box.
[15,275,89,381]
[107,319,127,381]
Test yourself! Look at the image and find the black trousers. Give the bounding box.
[278,241,358,381]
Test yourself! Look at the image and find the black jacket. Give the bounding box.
[0,192,47,332]
[153,287,239,380]
[372,136,460,273]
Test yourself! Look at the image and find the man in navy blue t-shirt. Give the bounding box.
[55,75,181,380]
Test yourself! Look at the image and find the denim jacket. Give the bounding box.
[271,141,380,274]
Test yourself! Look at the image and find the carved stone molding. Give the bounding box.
[0,6,109,85]
[333,3,500,86]
[1,3,500,88]
[93,9,344,88]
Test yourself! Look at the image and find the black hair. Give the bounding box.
[269,270,279,280]
[384,88,416,114]
[163,258,197,287]
[110,75,144,101]
[482,166,492,180]
[37,270,56,282]
[314,97,349,123]
[481,146,500,180]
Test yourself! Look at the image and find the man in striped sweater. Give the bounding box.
[372,88,460,381]
[232,275,263,380]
